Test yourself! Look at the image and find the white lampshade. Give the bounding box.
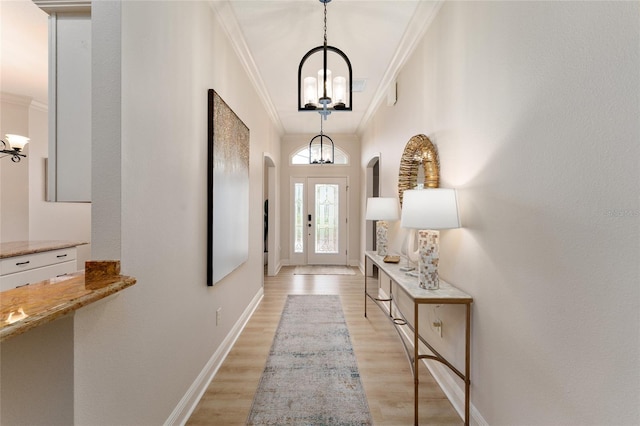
[5,134,30,150]
[366,197,400,221]
[401,188,460,230]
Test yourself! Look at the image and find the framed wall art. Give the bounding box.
[207,89,250,286]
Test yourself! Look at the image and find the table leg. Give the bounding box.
[414,302,419,426]
[364,256,368,318]
[465,303,471,426]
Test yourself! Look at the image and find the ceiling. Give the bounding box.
[0,0,49,106]
[1,0,439,135]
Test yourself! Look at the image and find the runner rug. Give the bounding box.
[247,295,372,425]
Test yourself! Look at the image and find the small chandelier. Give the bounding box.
[0,134,29,163]
[309,117,334,164]
[298,0,352,119]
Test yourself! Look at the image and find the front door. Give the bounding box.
[291,177,348,265]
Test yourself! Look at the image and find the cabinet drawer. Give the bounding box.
[0,261,77,291]
[0,248,77,276]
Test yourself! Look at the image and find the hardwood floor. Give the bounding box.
[186,266,462,425]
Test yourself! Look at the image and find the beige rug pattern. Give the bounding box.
[293,265,356,275]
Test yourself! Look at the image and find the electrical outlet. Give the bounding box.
[432,320,442,338]
[216,308,222,326]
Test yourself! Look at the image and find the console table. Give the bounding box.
[364,251,473,425]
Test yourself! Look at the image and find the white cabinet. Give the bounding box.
[0,247,77,291]
[43,7,92,202]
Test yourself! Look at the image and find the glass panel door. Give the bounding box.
[307,177,347,265]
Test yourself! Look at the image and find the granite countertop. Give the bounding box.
[0,261,135,342]
[0,241,88,259]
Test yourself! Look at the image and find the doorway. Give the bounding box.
[291,177,348,265]
[365,155,380,276]
[264,154,277,276]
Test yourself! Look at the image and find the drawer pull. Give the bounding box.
[16,283,30,288]
[56,273,68,277]
[56,254,68,258]
[16,261,30,266]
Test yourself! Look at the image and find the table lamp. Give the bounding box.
[400,188,460,289]
[365,197,400,256]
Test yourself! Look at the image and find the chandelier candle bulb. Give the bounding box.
[318,68,332,103]
[333,76,346,108]
[304,77,318,107]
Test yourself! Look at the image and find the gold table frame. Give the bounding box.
[364,251,473,425]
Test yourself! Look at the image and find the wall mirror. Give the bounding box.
[397,134,440,206]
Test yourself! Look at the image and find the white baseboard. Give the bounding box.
[164,288,264,426]
[374,289,487,426]
[425,360,488,426]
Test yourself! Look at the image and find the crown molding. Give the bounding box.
[356,0,444,136]
[33,0,91,15]
[30,100,49,112]
[0,93,33,107]
[208,1,284,136]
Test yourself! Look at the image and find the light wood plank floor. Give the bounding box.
[187,266,462,425]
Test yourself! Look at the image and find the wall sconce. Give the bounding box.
[365,197,400,256]
[401,188,460,289]
[0,134,29,163]
[298,0,352,119]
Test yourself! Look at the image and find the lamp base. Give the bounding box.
[418,230,439,290]
[376,220,389,256]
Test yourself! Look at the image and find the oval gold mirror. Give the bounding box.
[398,134,440,206]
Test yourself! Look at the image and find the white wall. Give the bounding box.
[75,1,281,424]
[280,133,361,266]
[360,1,639,424]
[0,95,29,243]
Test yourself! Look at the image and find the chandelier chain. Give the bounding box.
[323,2,327,45]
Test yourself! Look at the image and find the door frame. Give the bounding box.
[289,176,349,265]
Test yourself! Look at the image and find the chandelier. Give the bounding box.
[308,117,334,164]
[298,0,352,119]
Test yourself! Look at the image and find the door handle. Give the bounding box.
[308,214,312,221]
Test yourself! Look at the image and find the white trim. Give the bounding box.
[47,13,58,201]
[208,1,283,135]
[0,93,33,107]
[164,288,264,426]
[30,100,48,112]
[33,0,91,14]
[357,1,444,135]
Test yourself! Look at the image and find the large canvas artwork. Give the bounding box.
[208,89,250,286]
